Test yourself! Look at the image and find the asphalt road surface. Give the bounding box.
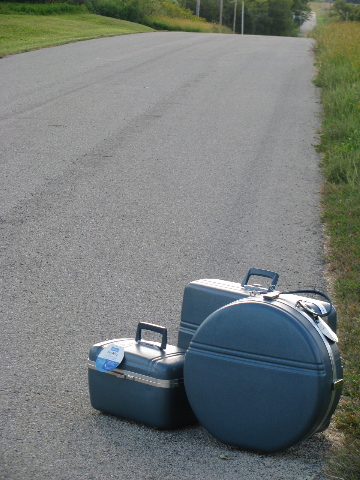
[300,13,317,35]
[1,32,335,480]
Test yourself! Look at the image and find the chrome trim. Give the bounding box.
[276,298,340,433]
[191,279,278,296]
[332,379,344,391]
[191,279,249,295]
[88,361,183,389]
[92,338,133,348]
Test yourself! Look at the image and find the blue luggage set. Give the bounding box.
[88,268,343,453]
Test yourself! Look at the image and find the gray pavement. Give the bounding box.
[1,32,334,479]
[300,12,317,34]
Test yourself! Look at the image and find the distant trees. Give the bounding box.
[185,0,311,35]
[247,0,295,35]
[330,0,360,21]
[10,0,313,35]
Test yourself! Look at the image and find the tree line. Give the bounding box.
[6,0,313,35]
[182,0,311,35]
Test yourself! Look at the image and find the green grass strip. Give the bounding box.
[312,21,360,480]
[0,13,154,57]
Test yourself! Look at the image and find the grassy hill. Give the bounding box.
[0,2,231,58]
[0,12,154,57]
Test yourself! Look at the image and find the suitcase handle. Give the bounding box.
[135,322,167,350]
[241,268,279,292]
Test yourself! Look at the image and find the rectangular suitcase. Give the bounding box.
[178,268,337,348]
[88,322,197,429]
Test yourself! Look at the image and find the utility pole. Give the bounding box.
[196,0,200,17]
[219,0,223,25]
[241,1,244,34]
[233,0,238,33]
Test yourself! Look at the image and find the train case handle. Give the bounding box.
[241,268,279,292]
[135,322,168,351]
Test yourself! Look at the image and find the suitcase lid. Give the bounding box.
[184,297,342,452]
[179,278,337,347]
[178,269,281,349]
[89,323,186,382]
[188,268,280,297]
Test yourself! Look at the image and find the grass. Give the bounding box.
[0,2,85,14]
[311,21,360,480]
[144,15,232,33]
[0,2,231,57]
[0,12,154,57]
[309,1,330,25]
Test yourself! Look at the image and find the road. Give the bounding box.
[1,32,333,479]
[300,12,317,35]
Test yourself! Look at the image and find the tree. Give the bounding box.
[330,0,360,20]
[185,0,311,35]
[292,0,311,25]
[245,0,271,35]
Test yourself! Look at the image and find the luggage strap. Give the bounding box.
[266,289,338,343]
[280,289,333,318]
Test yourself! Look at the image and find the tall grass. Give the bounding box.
[85,0,154,24]
[312,21,360,480]
[144,15,232,32]
[141,0,232,32]
[0,2,86,14]
[314,23,360,188]
[84,0,227,31]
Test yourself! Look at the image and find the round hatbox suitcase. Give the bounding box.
[184,294,343,453]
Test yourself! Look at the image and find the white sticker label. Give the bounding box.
[95,344,125,372]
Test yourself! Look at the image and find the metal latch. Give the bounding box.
[331,379,344,391]
[263,292,280,300]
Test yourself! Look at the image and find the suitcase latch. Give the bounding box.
[263,292,280,300]
[331,379,343,391]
